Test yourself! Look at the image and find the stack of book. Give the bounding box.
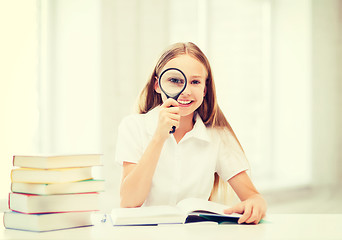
[4,154,105,232]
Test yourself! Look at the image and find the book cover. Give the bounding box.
[11,167,102,184]
[4,211,95,232]
[9,192,100,214]
[13,154,102,169]
[11,179,105,195]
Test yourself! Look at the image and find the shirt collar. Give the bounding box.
[187,112,211,142]
[145,106,211,143]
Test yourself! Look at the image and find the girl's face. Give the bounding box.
[155,54,207,117]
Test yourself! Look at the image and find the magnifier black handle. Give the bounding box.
[169,126,176,134]
[169,103,176,134]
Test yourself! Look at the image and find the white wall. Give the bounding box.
[39,0,102,154]
[101,0,172,209]
[208,0,274,183]
[311,0,342,187]
[0,0,39,202]
[268,0,312,188]
[100,0,341,209]
[1,0,341,212]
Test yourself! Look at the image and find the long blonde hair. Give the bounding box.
[138,42,244,205]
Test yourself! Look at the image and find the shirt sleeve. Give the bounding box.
[216,130,250,181]
[115,115,143,166]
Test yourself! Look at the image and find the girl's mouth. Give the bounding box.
[178,99,193,106]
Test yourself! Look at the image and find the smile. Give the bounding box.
[178,100,193,107]
[178,100,193,105]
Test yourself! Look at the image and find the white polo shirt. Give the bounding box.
[115,106,249,206]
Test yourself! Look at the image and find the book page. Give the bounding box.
[112,205,184,219]
[111,205,186,225]
[110,198,242,226]
[176,198,229,215]
[177,198,242,219]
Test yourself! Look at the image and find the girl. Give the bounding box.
[116,42,267,224]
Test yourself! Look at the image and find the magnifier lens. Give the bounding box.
[158,68,187,134]
[159,69,186,99]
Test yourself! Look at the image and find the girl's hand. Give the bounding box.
[154,99,180,141]
[224,194,267,224]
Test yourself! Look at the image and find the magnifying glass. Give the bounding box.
[158,67,187,134]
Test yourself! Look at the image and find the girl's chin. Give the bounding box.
[178,102,201,117]
[179,108,196,117]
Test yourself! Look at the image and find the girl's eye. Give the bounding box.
[191,80,200,84]
[169,78,184,84]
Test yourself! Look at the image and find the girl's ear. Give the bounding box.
[154,76,161,93]
[204,85,207,97]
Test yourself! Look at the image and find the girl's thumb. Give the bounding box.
[224,203,244,214]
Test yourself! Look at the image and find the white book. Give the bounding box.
[13,154,102,169]
[9,192,100,214]
[11,179,104,195]
[4,211,94,232]
[11,167,102,184]
[111,198,241,226]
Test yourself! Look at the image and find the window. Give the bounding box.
[207,0,273,181]
[165,0,275,183]
[0,0,314,209]
[0,0,39,202]
[163,0,312,190]
[102,0,313,205]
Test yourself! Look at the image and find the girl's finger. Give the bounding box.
[245,207,259,224]
[224,203,244,215]
[238,203,252,224]
[256,216,262,224]
[167,107,180,115]
[170,119,180,128]
[255,210,266,224]
[162,98,179,108]
[166,113,180,121]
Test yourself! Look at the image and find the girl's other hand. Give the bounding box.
[224,194,267,224]
[154,99,180,141]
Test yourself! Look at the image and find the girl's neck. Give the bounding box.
[173,112,195,143]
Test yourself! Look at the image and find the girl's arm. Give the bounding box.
[120,136,165,208]
[225,171,267,224]
[120,99,180,208]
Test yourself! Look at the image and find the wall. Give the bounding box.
[311,0,342,188]
[101,0,171,209]
[39,0,102,155]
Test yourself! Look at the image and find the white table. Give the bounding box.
[1,213,341,240]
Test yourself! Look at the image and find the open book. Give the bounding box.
[111,198,242,226]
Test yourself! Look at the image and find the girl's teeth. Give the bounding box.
[178,100,191,104]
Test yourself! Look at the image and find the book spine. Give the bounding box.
[9,192,100,214]
[2,211,6,229]
[10,170,13,184]
[9,209,100,214]
[8,193,11,211]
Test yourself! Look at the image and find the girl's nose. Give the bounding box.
[181,84,191,96]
